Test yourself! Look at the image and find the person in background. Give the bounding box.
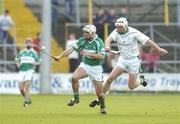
[33,32,41,72]
[33,32,41,56]
[52,0,61,23]
[66,34,79,72]
[141,48,160,73]
[15,38,41,107]
[93,8,107,40]
[65,0,74,21]
[107,9,117,33]
[0,9,14,44]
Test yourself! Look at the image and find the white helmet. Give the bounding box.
[83,24,96,34]
[115,17,128,27]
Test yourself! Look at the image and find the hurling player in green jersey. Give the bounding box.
[54,25,107,114]
[15,38,41,107]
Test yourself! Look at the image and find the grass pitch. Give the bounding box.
[0,93,180,124]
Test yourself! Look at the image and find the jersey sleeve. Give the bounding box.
[72,37,84,52]
[135,31,150,44]
[109,29,117,41]
[15,53,20,61]
[96,40,105,56]
[72,40,80,50]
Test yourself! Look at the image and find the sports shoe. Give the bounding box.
[23,99,32,107]
[140,75,147,87]
[89,99,100,108]
[100,108,107,115]
[67,98,79,106]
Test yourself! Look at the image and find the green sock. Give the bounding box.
[73,92,79,101]
[98,97,105,109]
[24,98,29,102]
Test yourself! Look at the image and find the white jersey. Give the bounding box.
[109,26,149,59]
[0,15,13,31]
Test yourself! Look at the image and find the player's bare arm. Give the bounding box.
[105,36,113,51]
[54,47,74,61]
[15,61,20,68]
[33,61,41,66]
[146,39,168,55]
[80,49,105,60]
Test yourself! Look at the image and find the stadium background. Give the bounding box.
[0,0,180,124]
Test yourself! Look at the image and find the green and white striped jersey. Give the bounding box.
[73,35,105,66]
[15,48,41,71]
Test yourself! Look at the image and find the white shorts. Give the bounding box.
[18,70,34,83]
[79,62,103,81]
[116,56,141,73]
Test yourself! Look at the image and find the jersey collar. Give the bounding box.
[25,48,33,51]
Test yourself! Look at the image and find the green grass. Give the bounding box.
[0,93,180,124]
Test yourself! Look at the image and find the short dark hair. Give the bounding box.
[4,9,9,14]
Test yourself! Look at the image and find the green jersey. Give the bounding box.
[15,48,41,71]
[73,35,105,66]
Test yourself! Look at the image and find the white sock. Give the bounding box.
[136,77,143,85]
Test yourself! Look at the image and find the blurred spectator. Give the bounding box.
[33,32,41,72]
[141,48,160,73]
[65,0,74,21]
[103,41,119,72]
[120,6,129,18]
[107,9,117,33]
[0,9,14,44]
[33,32,41,55]
[93,8,107,40]
[66,34,79,72]
[103,52,119,72]
[52,0,61,23]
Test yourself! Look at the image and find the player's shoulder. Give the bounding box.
[30,48,38,54]
[96,36,104,43]
[77,37,86,45]
[19,49,26,54]
[94,36,104,47]
[128,26,141,33]
[111,29,118,34]
[78,37,85,42]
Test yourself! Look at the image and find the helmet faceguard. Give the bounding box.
[82,25,97,40]
[82,25,96,34]
[115,17,128,28]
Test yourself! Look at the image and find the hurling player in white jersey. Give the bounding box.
[89,17,168,108]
